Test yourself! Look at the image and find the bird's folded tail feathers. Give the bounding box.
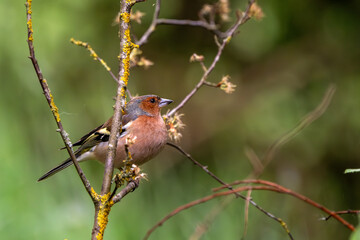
[37,158,74,182]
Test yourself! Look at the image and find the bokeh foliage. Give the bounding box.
[1,0,359,239]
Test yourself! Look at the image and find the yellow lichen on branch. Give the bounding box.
[26,0,33,41]
[119,27,138,91]
[70,38,111,72]
[120,29,131,86]
[96,192,114,240]
[91,187,101,201]
[42,79,61,122]
[120,12,131,23]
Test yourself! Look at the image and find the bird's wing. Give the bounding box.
[70,114,132,151]
[72,123,105,147]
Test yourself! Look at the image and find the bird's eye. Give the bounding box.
[149,98,156,103]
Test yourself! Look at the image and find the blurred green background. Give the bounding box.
[1,0,360,239]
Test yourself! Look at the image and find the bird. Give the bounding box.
[38,95,173,181]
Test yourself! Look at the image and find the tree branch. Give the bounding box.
[214,179,355,231]
[156,18,224,38]
[136,0,161,46]
[143,185,293,240]
[166,142,293,240]
[166,0,255,117]
[323,210,360,221]
[70,38,119,83]
[260,84,336,174]
[92,1,144,239]
[112,179,139,204]
[145,178,356,239]
[25,0,95,203]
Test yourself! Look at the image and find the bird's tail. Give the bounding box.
[37,158,74,182]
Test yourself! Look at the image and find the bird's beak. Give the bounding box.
[159,98,173,107]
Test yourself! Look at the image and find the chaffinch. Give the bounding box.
[38,95,173,181]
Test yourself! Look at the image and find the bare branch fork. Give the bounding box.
[136,0,256,118]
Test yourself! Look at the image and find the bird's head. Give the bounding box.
[127,95,173,117]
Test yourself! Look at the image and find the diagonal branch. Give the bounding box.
[143,185,293,240]
[70,38,119,83]
[261,84,337,172]
[112,179,139,204]
[166,142,293,240]
[145,178,355,240]
[136,0,161,46]
[25,0,95,202]
[214,179,356,231]
[166,0,255,117]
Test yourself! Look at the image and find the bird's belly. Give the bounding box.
[93,132,167,169]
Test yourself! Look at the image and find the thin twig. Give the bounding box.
[166,40,226,117]
[143,185,293,240]
[323,210,360,221]
[25,0,95,202]
[241,84,337,233]
[136,0,255,117]
[203,81,219,87]
[244,146,263,176]
[242,189,252,240]
[112,179,139,204]
[189,197,233,240]
[156,18,224,38]
[167,142,239,197]
[261,84,336,173]
[108,138,138,202]
[136,0,161,46]
[166,142,294,240]
[70,38,119,83]
[166,0,255,117]
[136,0,255,47]
[214,179,355,231]
[145,177,356,240]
